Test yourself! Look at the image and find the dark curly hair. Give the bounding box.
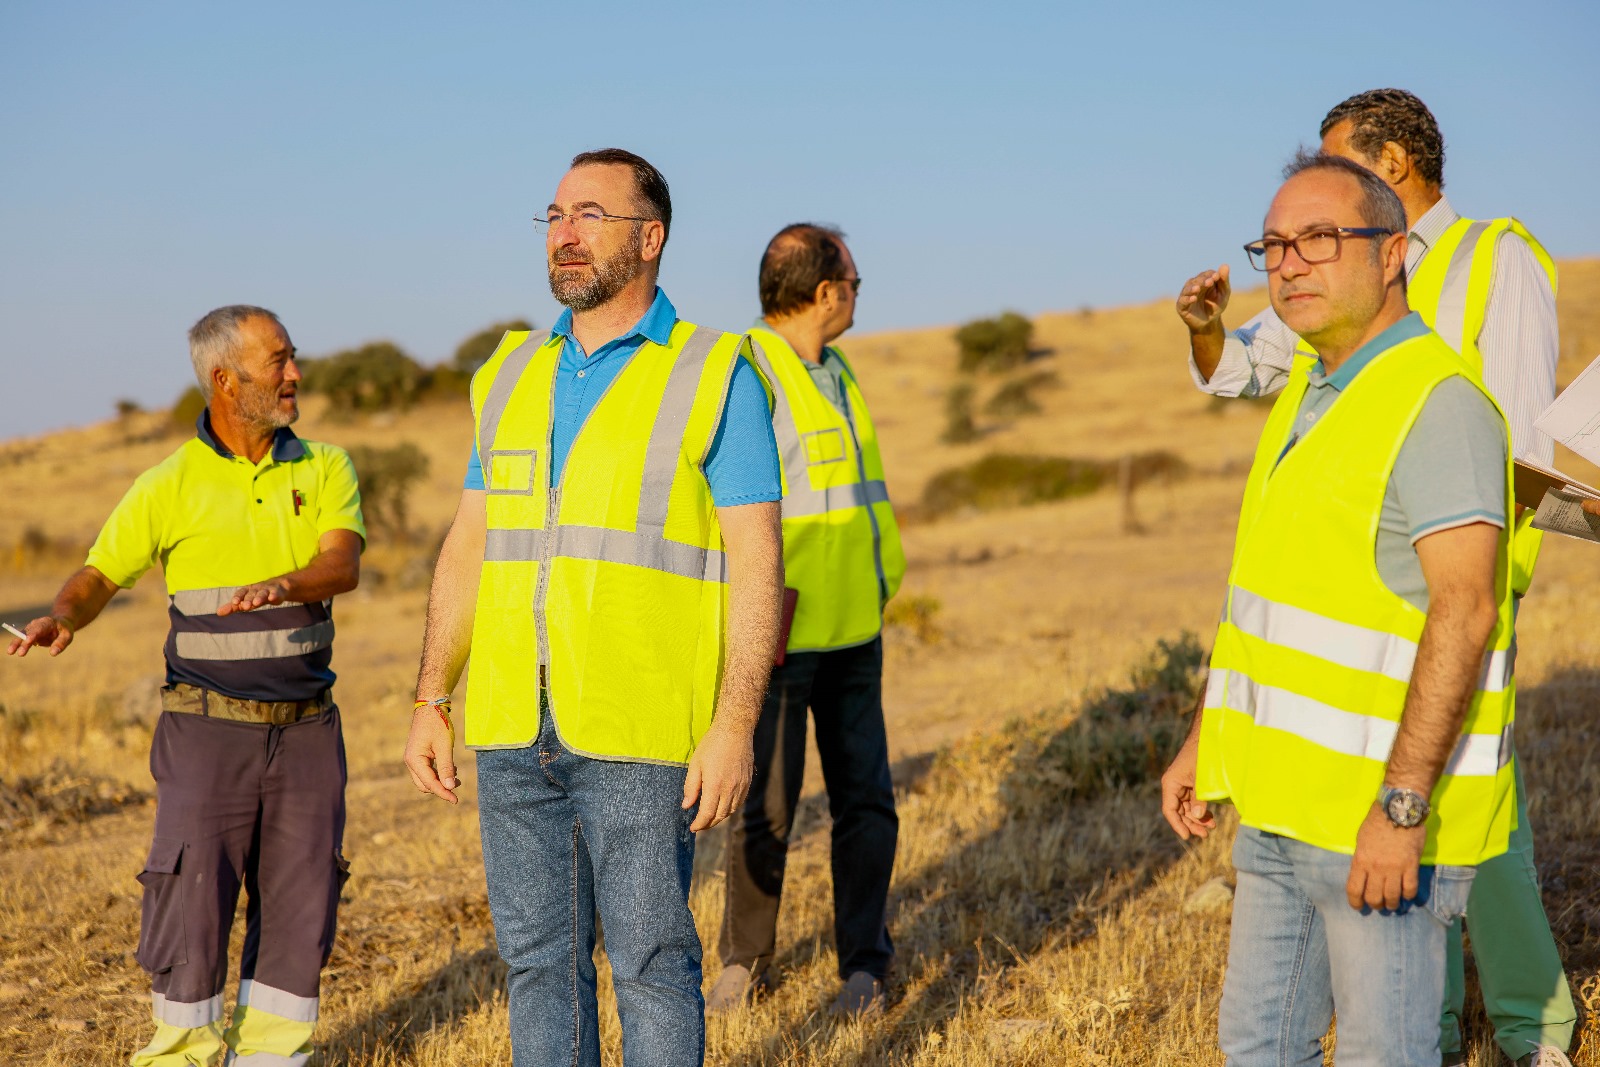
[1320,88,1446,188]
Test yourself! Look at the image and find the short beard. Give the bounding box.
[548,225,645,312]
[233,371,299,431]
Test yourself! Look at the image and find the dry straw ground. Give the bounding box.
[3,265,1600,1064]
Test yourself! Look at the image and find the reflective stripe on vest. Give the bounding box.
[1407,215,1557,597]
[464,321,753,759]
[1196,330,1518,865]
[746,328,907,652]
[167,587,334,661]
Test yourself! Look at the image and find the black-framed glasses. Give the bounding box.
[533,209,657,239]
[837,276,863,294]
[1243,227,1393,271]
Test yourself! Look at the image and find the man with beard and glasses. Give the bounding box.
[8,306,365,1067]
[403,148,784,1066]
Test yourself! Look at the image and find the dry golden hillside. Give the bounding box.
[3,264,1600,1064]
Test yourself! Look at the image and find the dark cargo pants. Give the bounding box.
[719,637,898,981]
[132,706,348,1066]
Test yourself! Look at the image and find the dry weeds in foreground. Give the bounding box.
[4,269,1600,1063]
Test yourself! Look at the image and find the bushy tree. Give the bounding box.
[301,342,426,414]
[170,385,206,433]
[454,319,534,375]
[955,311,1034,373]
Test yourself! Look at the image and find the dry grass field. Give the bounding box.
[4,263,1600,1064]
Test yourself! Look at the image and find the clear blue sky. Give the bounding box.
[3,0,1597,438]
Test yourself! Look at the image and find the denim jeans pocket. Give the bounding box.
[1424,864,1476,925]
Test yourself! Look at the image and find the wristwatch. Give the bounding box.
[1378,786,1430,829]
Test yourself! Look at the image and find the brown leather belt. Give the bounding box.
[161,683,333,725]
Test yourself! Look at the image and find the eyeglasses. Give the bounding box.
[836,277,863,294]
[1243,227,1393,271]
[533,209,657,239]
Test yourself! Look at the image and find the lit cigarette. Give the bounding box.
[2,623,27,641]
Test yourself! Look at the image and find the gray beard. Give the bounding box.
[234,376,299,431]
[548,227,645,312]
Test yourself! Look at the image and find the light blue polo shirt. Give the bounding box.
[1280,313,1507,611]
[465,288,781,506]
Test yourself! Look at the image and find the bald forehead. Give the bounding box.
[552,163,640,212]
[1264,168,1367,234]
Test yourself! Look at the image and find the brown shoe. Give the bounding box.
[830,971,886,1017]
[705,963,768,1016]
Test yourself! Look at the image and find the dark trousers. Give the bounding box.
[136,708,348,1014]
[719,637,898,980]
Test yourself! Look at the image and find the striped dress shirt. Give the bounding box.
[1191,195,1560,465]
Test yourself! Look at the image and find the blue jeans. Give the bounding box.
[1219,826,1476,1067]
[477,712,703,1067]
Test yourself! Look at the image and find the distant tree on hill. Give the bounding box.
[453,319,535,375]
[955,311,1034,373]
[170,385,207,433]
[299,342,427,415]
[347,441,430,540]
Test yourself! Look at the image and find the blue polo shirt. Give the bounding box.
[465,289,781,505]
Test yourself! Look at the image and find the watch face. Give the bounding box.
[1385,790,1428,828]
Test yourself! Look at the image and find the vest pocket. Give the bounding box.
[135,837,188,973]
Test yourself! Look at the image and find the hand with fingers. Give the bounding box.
[404,699,461,804]
[1176,264,1232,335]
[682,719,754,832]
[1160,735,1216,840]
[1346,803,1426,910]
[218,578,293,616]
[6,615,75,658]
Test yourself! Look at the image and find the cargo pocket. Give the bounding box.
[135,837,188,973]
[321,850,352,965]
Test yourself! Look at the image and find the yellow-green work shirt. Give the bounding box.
[87,413,365,701]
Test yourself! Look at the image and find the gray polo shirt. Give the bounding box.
[1278,313,1507,611]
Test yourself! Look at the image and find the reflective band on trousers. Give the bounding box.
[1204,667,1513,777]
[224,1051,309,1066]
[1227,585,1512,693]
[483,525,730,583]
[174,622,335,662]
[781,478,891,519]
[153,992,224,1028]
[237,979,319,1023]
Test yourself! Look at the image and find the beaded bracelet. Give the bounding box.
[414,696,453,734]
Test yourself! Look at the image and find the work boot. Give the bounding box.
[830,971,886,1017]
[705,963,767,1016]
[1516,1047,1573,1067]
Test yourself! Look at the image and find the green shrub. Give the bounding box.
[170,385,206,433]
[1003,633,1205,811]
[885,594,943,643]
[941,382,978,444]
[300,342,426,415]
[984,370,1057,419]
[454,319,534,375]
[920,450,1187,519]
[955,311,1033,373]
[348,442,431,540]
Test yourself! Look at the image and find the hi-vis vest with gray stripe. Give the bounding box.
[1407,215,1558,598]
[464,320,763,760]
[1196,330,1518,866]
[746,327,906,652]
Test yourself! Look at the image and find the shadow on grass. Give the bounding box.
[319,944,506,1065]
[715,635,1207,1064]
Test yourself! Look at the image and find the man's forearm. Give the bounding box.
[715,504,784,732]
[1190,324,1226,383]
[415,522,483,699]
[1385,594,1499,793]
[276,541,360,603]
[51,566,119,633]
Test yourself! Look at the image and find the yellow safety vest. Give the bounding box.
[746,327,906,652]
[1409,215,1558,597]
[464,321,759,762]
[1197,330,1517,865]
